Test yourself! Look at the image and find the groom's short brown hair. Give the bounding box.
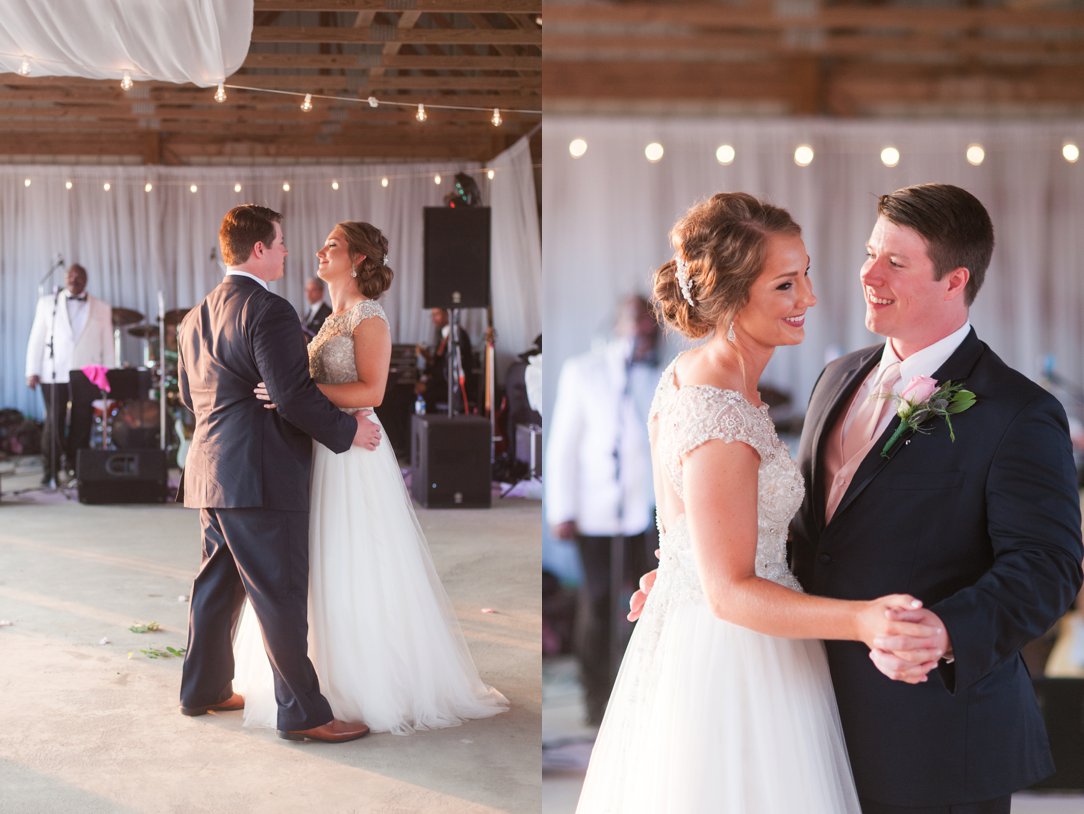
[219,204,282,267]
[878,183,993,306]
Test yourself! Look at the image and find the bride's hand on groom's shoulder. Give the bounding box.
[627,551,661,622]
[861,598,950,684]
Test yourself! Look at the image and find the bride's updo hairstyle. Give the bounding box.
[653,192,802,339]
[338,221,394,299]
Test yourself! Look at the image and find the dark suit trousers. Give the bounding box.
[859,795,1011,814]
[180,507,333,732]
[38,383,68,476]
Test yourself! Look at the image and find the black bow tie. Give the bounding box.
[67,293,87,301]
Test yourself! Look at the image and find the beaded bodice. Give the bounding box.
[647,356,805,616]
[307,299,389,397]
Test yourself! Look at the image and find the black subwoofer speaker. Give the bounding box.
[1031,677,1084,790]
[410,414,491,508]
[423,207,491,308]
[76,448,168,504]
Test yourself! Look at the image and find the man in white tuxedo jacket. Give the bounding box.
[25,264,113,484]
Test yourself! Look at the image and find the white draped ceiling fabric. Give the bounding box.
[542,117,1084,434]
[0,0,251,85]
[1,141,541,417]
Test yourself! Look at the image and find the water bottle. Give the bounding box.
[414,393,427,415]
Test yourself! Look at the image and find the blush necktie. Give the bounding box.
[841,361,902,463]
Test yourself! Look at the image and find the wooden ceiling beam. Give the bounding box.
[241,51,540,70]
[252,24,540,45]
[543,4,1084,32]
[254,0,539,13]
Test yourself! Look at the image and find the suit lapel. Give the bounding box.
[830,328,984,523]
[810,348,881,529]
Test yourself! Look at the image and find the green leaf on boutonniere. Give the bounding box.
[881,380,976,458]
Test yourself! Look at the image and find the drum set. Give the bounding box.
[92,305,194,467]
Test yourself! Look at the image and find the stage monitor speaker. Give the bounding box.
[410,414,491,508]
[76,448,168,504]
[1031,677,1084,790]
[423,207,491,308]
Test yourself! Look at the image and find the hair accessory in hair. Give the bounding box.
[674,256,695,307]
[383,253,388,265]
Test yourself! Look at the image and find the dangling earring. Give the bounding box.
[351,267,358,278]
[727,321,736,343]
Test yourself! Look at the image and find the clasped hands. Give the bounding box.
[253,381,381,451]
[627,558,950,685]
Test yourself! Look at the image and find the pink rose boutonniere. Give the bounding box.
[880,375,977,458]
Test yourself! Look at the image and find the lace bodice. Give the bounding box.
[648,356,805,612]
[307,299,389,392]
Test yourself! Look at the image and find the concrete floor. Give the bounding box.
[0,457,541,814]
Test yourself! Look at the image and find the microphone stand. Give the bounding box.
[43,287,63,491]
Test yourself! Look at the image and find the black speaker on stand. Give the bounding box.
[423,207,491,309]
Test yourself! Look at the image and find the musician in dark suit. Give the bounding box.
[176,204,380,743]
[300,276,331,341]
[791,184,1083,812]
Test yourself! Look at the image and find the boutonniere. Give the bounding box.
[880,376,976,458]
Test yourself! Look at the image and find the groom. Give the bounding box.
[176,204,379,743]
[633,184,1082,812]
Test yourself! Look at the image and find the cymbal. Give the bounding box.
[163,307,190,325]
[112,307,144,327]
[127,324,158,338]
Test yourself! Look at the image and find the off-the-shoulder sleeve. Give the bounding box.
[662,387,774,496]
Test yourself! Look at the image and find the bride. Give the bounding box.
[233,221,508,735]
[575,194,937,812]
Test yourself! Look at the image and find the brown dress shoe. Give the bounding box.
[180,692,245,717]
[278,718,371,743]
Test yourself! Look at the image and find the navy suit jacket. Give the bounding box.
[177,275,356,510]
[791,328,1083,807]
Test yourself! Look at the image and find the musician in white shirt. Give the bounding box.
[25,264,113,484]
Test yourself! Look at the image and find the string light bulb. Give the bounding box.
[214,83,227,103]
[23,178,31,188]
[966,143,985,166]
[381,177,389,188]
[120,72,133,91]
[103,182,111,191]
[190,184,198,193]
[1064,142,1080,163]
[144,182,153,192]
[716,144,736,165]
[331,180,340,191]
[569,138,588,158]
[282,182,290,192]
[233,182,242,193]
[65,180,73,190]
[300,94,313,112]
[368,96,378,108]
[486,169,495,180]
[794,144,815,167]
[880,146,900,168]
[491,108,502,127]
[644,142,664,163]
[416,103,427,122]
[17,59,30,76]
[434,173,442,185]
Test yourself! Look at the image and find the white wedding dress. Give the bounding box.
[576,358,860,813]
[232,299,508,734]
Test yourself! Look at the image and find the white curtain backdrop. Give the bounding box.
[2,136,540,418]
[543,117,1084,433]
[0,0,251,85]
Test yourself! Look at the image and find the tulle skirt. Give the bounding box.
[233,421,508,734]
[576,578,860,813]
